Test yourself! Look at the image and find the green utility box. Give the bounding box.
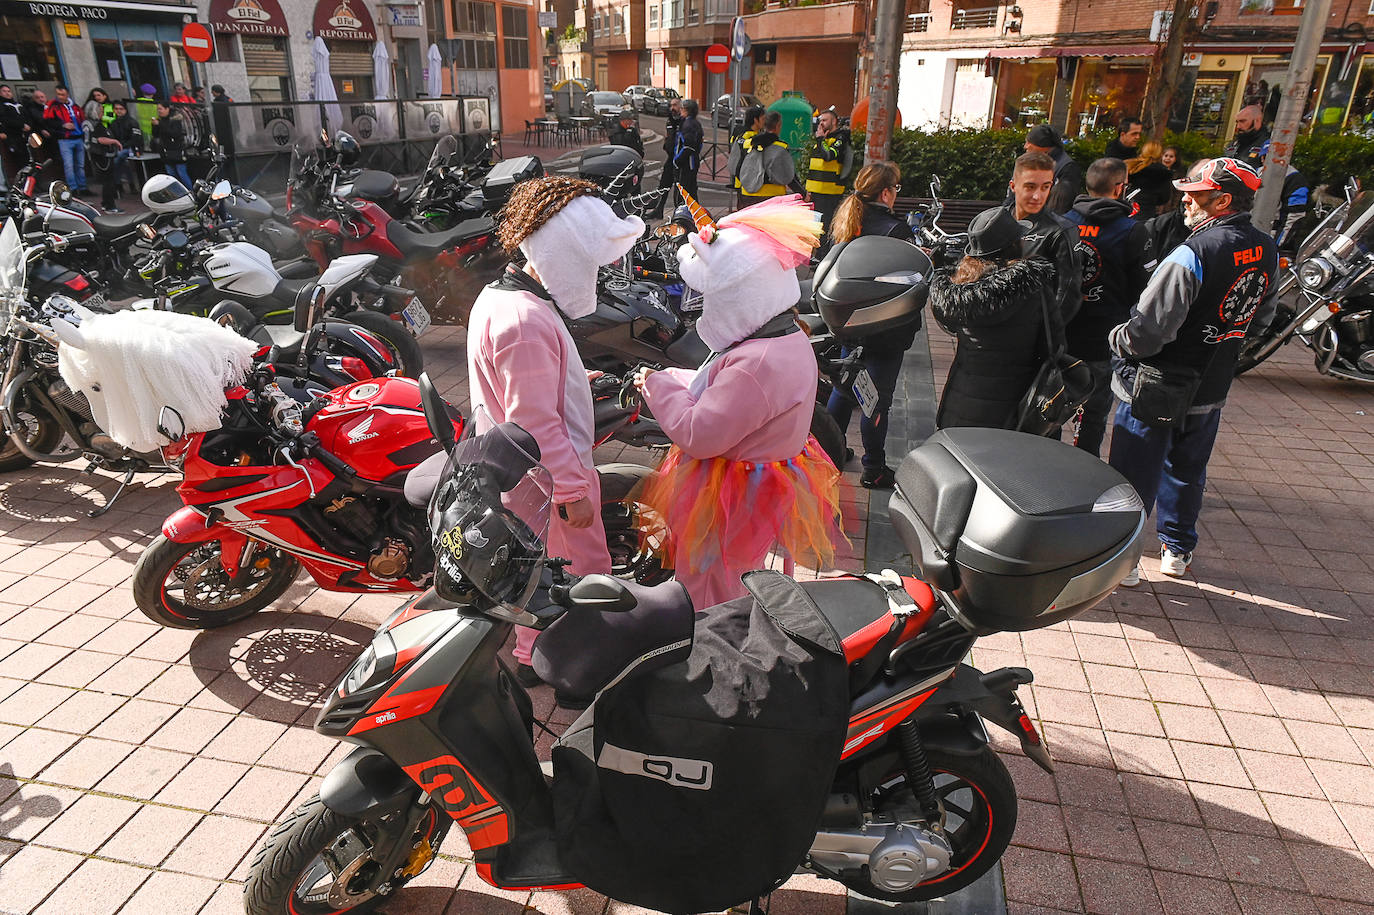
[768,91,813,165]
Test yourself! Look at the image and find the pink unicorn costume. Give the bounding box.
[641,194,843,609]
[467,194,644,664]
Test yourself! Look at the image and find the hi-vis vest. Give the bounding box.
[740,137,789,198]
[805,136,846,196]
[732,130,756,190]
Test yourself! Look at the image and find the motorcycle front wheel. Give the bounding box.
[343,309,425,378]
[1234,306,1296,377]
[245,794,449,915]
[132,534,301,629]
[839,745,1017,903]
[0,406,64,473]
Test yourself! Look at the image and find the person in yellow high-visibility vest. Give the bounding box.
[732,110,801,206]
[726,105,765,208]
[805,110,852,235]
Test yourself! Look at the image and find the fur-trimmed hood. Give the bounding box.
[931,256,1056,329]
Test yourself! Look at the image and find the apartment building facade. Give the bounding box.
[898,0,1374,140]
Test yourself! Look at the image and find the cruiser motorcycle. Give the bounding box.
[242,375,1145,914]
[1235,179,1374,382]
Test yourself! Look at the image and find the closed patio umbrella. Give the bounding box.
[312,36,344,132]
[373,41,392,100]
[426,43,443,98]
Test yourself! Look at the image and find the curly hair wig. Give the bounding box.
[496,175,606,254]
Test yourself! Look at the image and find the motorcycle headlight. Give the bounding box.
[1298,257,1333,290]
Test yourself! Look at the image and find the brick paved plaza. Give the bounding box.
[0,324,1370,914]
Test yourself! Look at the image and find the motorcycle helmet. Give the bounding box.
[429,418,551,610]
[334,131,360,167]
[142,175,194,215]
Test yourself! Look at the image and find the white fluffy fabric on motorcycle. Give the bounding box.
[518,194,644,320]
[54,309,258,452]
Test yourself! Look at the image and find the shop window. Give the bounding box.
[1068,59,1148,136]
[1346,59,1374,132]
[242,36,292,102]
[93,38,123,84]
[211,32,240,64]
[454,37,496,69]
[502,5,529,69]
[0,16,60,82]
[993,59,1055,127]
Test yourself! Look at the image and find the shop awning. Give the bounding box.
[314,0,377,41]
[985,43,1157,60]
[209,0,288,36]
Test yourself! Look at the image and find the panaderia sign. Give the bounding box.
[209,0,289,36]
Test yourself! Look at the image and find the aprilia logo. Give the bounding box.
[374,710,396,725]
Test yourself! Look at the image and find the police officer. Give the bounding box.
[805,110,851,235]
[1108,158,1276,585]
[1062,157,1156,457]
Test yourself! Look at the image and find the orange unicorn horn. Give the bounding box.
[677,185,717,242]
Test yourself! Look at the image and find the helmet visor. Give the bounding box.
[427,408,552,611]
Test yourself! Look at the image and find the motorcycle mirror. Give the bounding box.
[562,574,639,613]
[417,373,457,451]
[211,179,232,201]
[930,175,942,195]
[27,132,42,149]
[138,223,157,241]
[654,223,684,239]
[49,181,71,206]
[156,405,185,443]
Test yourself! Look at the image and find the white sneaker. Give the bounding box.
[1160,547,1193,577]
[1120,566,1141,587]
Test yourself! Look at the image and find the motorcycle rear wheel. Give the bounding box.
[342,309,425,378]
[599,462,671,585]
[133,534,301,629]
[0,407,64,473]
[839,745,1017,903]
[245,794,449,915]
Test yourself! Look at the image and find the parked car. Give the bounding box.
[586,91,636,126]
[623,85,652,110]
[642,87,681,117]
[715,92,763,131]
[544,82,554,112]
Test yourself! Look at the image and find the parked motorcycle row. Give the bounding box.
[3,135,1161,913]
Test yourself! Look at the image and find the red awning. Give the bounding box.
[314,0,377,41]
[209,0,289,36]
[985,43,1157,60]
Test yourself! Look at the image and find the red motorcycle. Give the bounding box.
[284,133,496,289]
[134,372,663,629]
[242,384,1146,913]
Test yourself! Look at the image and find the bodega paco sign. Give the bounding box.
[313,0,376,40]
[7,0,196,20]
[22,1,108,18]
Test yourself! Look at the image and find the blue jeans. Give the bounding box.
[58,138,86,191]
[826,344,905,469]
[165,161,191,187]
[1107,400,1223,555]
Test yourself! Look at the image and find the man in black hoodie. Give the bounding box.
[0,85,30,181]
[1062,157,1156,456]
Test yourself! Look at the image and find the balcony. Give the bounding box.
[951,6,998,29]
[741,0,866,43]
[906,12,930,31]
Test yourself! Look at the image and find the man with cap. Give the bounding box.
[606,108,643,157]
[1005,150,1082,323]
[135,84,158,142]
[931,206,1058,431]
[1023,123,1081,214]
[1108,158,1276,585]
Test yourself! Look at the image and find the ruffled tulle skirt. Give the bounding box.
[640,436,845,577]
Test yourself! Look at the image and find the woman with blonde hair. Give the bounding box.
[1127,139,1174,215]
[823,162,919,488]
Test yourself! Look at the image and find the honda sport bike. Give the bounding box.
[243,374,1146,913]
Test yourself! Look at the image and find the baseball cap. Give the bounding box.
[1173,157,1261,199]
[1026,124,1061,148]
[966,207,1028,259]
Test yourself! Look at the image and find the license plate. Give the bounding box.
[401,297,431,337]
[854,368,879,418]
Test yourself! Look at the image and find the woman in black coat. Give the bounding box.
[931,207,1057,430]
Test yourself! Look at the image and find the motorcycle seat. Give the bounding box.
[385,215,494,261]
[263,325,306,350]
[269,276,317,308]
[91,210,147,239]
[402,449,447,508]
[797,576,936,665]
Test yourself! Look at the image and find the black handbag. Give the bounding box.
[1129,362,1204,429]
[1016,287,1093,436]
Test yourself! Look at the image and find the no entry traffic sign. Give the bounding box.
[705,44,730,74]
[182,23,213,64]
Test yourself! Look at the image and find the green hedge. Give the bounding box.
[873,125,1372,201]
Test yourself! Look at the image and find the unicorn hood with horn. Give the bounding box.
[676,192,821,352]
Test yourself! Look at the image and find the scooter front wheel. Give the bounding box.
[132,534,300,629]
[245,794,449,915]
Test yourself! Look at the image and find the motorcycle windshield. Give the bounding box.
[427,407,553,612]
[1338,191,1374,252]
[422,135,459,185]
[0,219,23,323]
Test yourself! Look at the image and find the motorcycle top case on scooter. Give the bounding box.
[308,377,451,482]
[814,236,932,341]
[481,156,544,207]
[888,427,1145,633]
[544,570,849,915]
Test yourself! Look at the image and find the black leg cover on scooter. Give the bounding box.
[551,570,849,914]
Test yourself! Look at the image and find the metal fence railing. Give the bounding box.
[951,6,998,29]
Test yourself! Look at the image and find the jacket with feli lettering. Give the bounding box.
[1110,211,1276,412]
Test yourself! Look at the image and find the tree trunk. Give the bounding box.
[1144,0,1193,134]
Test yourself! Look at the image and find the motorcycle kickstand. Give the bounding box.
[89,467,136,518]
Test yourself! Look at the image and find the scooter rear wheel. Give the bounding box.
[245,794,449,915]
[133,534,300,629]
